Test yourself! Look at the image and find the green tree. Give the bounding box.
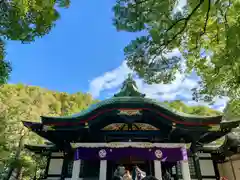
[0,0,70,84]
[0,84,96,179]
[113,0,240,100]
[163,100,221,116]
[224,99,240,120]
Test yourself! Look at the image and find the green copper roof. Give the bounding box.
[23,75,240,153]
[114,74,145,97]
[40,75,238,126]
[41,96,223,123]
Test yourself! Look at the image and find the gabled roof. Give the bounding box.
[36,75,240,135]
[22,75,240,151]
[41,97,223,125]
[40,74,226,126]
[41,75,222,126]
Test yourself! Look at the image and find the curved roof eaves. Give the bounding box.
[41,97,223,123]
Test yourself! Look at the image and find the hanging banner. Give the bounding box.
[74,147,184,162]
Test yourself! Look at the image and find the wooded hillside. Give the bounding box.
[0,84,97,180]
[163,100,221,116]
[0,84,224,179]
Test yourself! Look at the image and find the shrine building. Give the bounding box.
[23,75,240,180]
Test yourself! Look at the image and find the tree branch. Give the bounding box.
[219,0,230,47]
[162,0,205,49]
[165,0,205,34]
[189,0,211,51]
[202,0,211,35]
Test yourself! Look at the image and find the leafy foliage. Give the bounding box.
[163,100,221,116]
[0,84,97,180]
[0,0,70,84]
[224,99,240,120]
[0,39,11,84]
[113,0,240,100]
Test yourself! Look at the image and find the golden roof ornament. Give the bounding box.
[118,109,142,116]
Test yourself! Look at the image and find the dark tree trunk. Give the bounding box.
[5,129,26,180]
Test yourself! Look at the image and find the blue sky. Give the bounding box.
[7,0,139,94]
[6,0,227,110]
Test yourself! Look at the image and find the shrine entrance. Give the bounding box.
[71,142,189,179]
[109,156,154,177]
[107,157,177,179]
[107,160,154,179]
[107,160,153,179]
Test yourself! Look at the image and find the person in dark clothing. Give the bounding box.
[162,167,171,180]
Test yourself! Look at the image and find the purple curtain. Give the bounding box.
[74,147,186,162]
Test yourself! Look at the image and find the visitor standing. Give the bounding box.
[114,165,126,177]
[123,170,133,180]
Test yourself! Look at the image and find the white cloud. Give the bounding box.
[88,59,228,112]
[174,0,187,13]
[89,61,132,98]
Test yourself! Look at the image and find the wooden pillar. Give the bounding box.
[181,146,191,180]
[71,159,81,180]
[154,160,162,180]
[99,160,107,180]
[180,160,191,180]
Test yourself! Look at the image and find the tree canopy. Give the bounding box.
[0,0,70,84]
[224,99,240,120]
[163,100,221,116]
[113,0,240,100]
[0,84,97,180]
